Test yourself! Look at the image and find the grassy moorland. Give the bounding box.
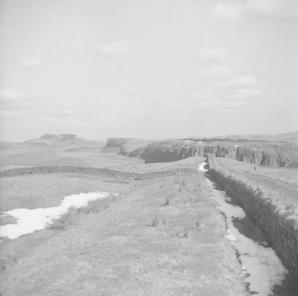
[1,133,298,295]
[0,140,143,170]
[0,170,247,296]
[0,135,250,295]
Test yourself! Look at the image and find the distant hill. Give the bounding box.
[25,134,98,145]
[182,131,298,144]
[222,131,298,143]
[270,131,298,143]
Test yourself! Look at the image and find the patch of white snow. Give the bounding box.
[0,191,114,239]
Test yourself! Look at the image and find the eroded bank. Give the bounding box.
[206,155,298,295]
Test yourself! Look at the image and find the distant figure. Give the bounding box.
[254,165,257,171]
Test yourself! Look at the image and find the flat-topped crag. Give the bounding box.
[26,134,91,145]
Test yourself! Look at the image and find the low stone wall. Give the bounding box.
[208,165,298,275]
[0,166,197,181]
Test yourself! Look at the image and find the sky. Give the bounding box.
[0,0,297,141]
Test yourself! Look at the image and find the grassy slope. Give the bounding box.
[0,140,143,212]
[0,140,248,295]
[0,173,132,211]
[0,172,247,296]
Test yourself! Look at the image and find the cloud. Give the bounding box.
[200,48,228,60]
[202,66,233,79]
[98,40,134,57]
[230,88,260,100]
[0,88,21,100]
[19,57,42,68]
[212,0,298,20]
[0,88,26,111]
[216,83,260,110]
[235,88,260,97]
[0,90,77,119]
[218,74,257,88]
[0,89,29,113]
[213,2,244,19]
[247,0,298,18]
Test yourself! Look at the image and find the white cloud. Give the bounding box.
[212,0,298,20]
[230,88,260,100]
[214,74,260,108]
[0,95,79,120]
[213,2,244,19]
[0,88,21,100]
[170,96,220,113]
[202,66,232,79]
[19,56,42,68]
[247,0,298,18]
[98,40,134,57]
[0,89,28,113]
[218,74,257,88]
[0,90,73,116]
[200,48,228,60]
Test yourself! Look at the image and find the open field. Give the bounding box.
[1,133,298,295]
[0,173,132,211]
[0,170,248,296]
[2,0,297,294]
[0,139,143,170]
[0,136,247,295]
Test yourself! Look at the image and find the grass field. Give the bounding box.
[0,167,247,296]
[0,173,132,211]
[0,141,143,169]
[1,135,298,295]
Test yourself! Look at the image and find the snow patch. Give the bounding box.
[225,229,237,241]
[198,161,208,172]
[0,191,114,239]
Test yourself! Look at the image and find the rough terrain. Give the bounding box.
[1,133,298,295]
[0,135,248,296]
[208,156,298,275]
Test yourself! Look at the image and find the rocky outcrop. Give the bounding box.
[233,146,297,167]
[102,138,152,155]
[103,138,298,168]
[104,139,218,162]
[139,140,204,163]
